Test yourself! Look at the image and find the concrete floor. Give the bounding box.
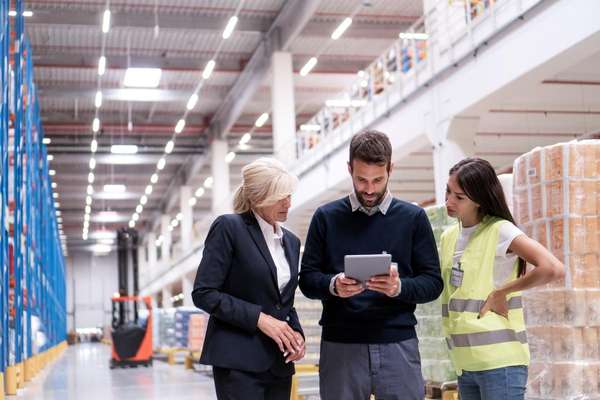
[16,343,218,400]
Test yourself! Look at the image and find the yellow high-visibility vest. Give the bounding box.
[440,216,529,375]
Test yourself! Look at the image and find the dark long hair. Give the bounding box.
[449,158,526,277]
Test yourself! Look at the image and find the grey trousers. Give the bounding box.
[319,338,425,400]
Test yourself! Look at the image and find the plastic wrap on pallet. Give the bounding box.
[417,204,457,383]
[513,140,600,400]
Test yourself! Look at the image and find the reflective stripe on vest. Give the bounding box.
[446,329,528,349]
[442,296,523,317]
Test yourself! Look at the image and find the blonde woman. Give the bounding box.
[192,157,305,400]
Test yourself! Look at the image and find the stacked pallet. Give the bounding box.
[187,313,208,353]
[174,308,204,348]
[513,141,600,400]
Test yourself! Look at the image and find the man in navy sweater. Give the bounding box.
[299,130,443,400]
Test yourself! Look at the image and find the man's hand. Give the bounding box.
[257,313,303,355]
[335,273,365,298]
[366,264,400,297]
[479,290,509,319]
[284,331,305,363]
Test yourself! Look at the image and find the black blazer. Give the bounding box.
[192,211,303,376]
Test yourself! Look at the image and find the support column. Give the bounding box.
[161,215,172,263]
[211,139,232,215]
[162,286,172,308]
[182,275,194,308]
[431,116,478,204]
[179,186,193,252]
[271,52,297,162]
[138,240,147,286]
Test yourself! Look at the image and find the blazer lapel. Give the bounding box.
[280,230,298,298]
[243,212,280,294]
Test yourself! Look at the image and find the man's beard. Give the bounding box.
[354,183,388,208]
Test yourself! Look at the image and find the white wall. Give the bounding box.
[67,251,118,331]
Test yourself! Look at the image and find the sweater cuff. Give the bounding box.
[329,273,343,296]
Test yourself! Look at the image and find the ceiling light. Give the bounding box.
[194,187,205,198]
[82,232,88,240]
[88,172,95,183]
[91,139,98,153]
[164,140,174,154]
[123,68,162,88]
[140,195,148,205]
[95,91,103,108]
[110,145,138,154]
[150,173,158,184]
[92,118,100,133]
[49,169,56,176]
[136,204,143,214]
[86,195,92,205]
[145,185,153,195]
[300,57,317,76]
[128,221,135,228]
[132,213,139,222]
[47,154,54,161]
[98,56,106,76]
[56,210,61,216]
[84,214,90,222]
[57,217,63,223]
[87,185,94,195]
[176,212,183,221]
[399,32,429,40]
[96,211,120,222]
[171,219,179,227]
[203,177,213,189]
[89,158,96,170]
[331,17,352,40]
[202,60,216,80]
[85,205,91,214]
[22,10,33,17]
[168,225,174,232]
[52,182,57,189]
[8,10,16,17]
[53,192,59,199]
[127,121,133,131]
[255,113,269,128]
[54,201,60,208]
[300,124,321,132]
[225,151,236,163]
[240,133,251,145]
[102,9,111,33]
[186,94,198,110]
[103,184,126,193]
[222,16,238,39]
[188,197,197,207]
[175,119,186,134]
[43,138,51,144]
[157,157,166,170]
[357,70,365,78]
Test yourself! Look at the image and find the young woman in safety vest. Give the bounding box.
[440,157,564,400]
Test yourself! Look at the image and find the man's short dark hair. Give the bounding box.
[349,130,392,171]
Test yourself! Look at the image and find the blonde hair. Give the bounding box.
[233,157,298,214]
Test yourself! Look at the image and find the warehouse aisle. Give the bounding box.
[19,343,217,400]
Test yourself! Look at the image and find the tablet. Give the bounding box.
[344,254,392,283]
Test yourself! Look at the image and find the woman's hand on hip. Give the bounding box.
[479,289,509,319]
[257,312,303,355]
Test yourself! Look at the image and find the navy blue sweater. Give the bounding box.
[298,196,443,343]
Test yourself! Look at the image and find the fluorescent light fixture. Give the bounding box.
[171,219,179,227]
[128,121,133,131]
[136,204,143,214]
[49,169,56,176]
[188,197,197,207]
[157,157,166,170]
[23,10,33,17]
[54,201,60,208]
[132,213,139,222]
[52,182,57,189]
[168,225,174,232]
[155,236,163,246]
[202,60,216,80]
[255,113,269,128]
[175,119,186,134]
[47,154,54,161]
[300,124,321,132]
[92,117,100,133]
[357,70,365,78]
[195,187,205,198]
[176,212,183,221]
[88,172,95,183]
[98,56,106,76]
[43,138,51,144]
[300,57,317,76]
[103,184,126,193]
[85,205,91,214]
[82,232,88,240]
[89,158,96,170]
[57,217,63,223]
[140,195,148,205]
[360,79,368,88]
[96,211,120,223]
[56,211,61,216]
[110,144,138,154]
[225,151,236,163]
[95,91,103,108]
[87,185,94,195]
[53,192,59,198]
[86,195,92,205]
[203,177,213,189]
[102,9,111,33]
[331,17,352,40]
[186,94,198,110]
[123,68,162,88]
[91,139,98,153]
[399,32,429,40]
[84,214,90,222]
[240,133,251,145]
[128,221,135,228]
[8,10,16,17]
[164,140,174,154]
[150,173,158,184]
[145,185,153,195]
[222,16,238,39]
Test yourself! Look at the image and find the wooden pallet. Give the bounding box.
[425,380,458,400]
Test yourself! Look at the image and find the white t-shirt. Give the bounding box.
[452,221,524,288]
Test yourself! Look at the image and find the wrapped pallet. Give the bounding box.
[513,140,600,400]
[174,307,204,348]
[187,313,208,353]
[417,205,457,383]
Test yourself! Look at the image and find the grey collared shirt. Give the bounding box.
[349,190,393,216]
